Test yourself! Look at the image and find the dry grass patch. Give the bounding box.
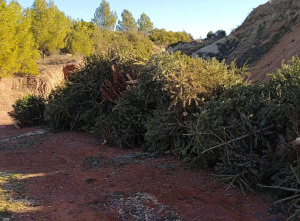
[0,172,39,219]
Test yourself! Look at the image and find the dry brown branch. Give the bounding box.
[100,65,128,102]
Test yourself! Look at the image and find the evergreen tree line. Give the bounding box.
[0,0,193,78]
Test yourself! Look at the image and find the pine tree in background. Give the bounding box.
[138,12,153,34]
[206,31,216,39]
[149,29,193,46]
[93,0,117,31]
[30,0,70,58]
[0,0,39,77]
[117,9,138,32]
[65,20,95,56]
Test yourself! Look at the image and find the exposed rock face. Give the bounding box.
[191,37,233,60]
[167,39,216,56]
[192,41,220,59]
[168,36,235,61]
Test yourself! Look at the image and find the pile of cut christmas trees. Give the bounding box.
[10,51,300,220]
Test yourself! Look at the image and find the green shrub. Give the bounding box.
[9,95,46,126]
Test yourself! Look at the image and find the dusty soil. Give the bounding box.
[0,123,286,221]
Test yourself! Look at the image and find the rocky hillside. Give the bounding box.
[227,0,300,81]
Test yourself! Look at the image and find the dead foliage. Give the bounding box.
[100,65,129,103]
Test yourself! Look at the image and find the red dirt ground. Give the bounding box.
[0,124,286,221]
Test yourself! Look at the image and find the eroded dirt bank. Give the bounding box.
[0,55,82,125]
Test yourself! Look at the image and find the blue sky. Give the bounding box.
[15,0,268,39]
